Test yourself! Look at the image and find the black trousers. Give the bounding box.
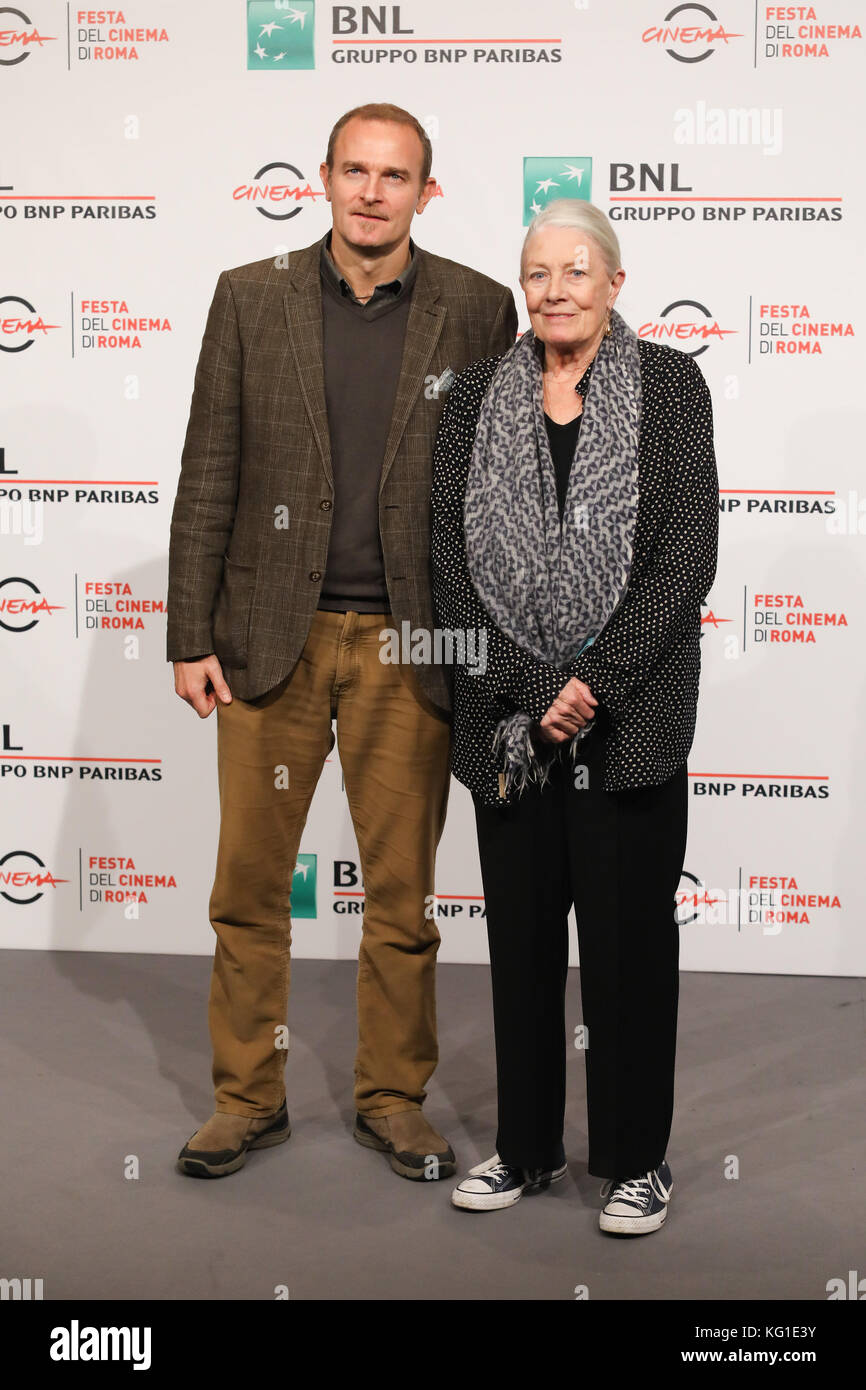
[472,727,688,1179]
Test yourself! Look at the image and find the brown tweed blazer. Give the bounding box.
[166,238,517,712]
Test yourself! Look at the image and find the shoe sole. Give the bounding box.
[451,1165,568,1212]
[176,1121,291,1179]
[599,1183,673,1235]
[353,1124,456,1181]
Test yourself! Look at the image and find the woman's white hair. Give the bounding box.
[520,199,622,281]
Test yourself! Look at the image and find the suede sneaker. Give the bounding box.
[176,1100,291,1179]
[353,1110,456,1180]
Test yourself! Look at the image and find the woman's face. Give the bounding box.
[521,225,624,352]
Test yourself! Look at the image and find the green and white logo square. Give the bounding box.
[523,157,592,225]
[292,853,317,918]
[247,1,315,70]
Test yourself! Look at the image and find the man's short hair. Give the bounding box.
[325,103,433,188]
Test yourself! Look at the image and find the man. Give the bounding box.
[167,103,517,1181]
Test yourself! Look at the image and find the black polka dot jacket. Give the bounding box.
[430,339,719,805]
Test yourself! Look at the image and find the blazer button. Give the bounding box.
[309,570,322,581]
[319,499,332,511]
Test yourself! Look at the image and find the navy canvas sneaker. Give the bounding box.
[451,1152,568,1211]
[599,1159,673,1234]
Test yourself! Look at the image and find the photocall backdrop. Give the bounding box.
[1,1,864,978]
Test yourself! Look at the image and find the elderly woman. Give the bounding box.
[431,199,718,1235]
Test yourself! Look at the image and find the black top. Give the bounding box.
[541,359,594,521]
[544,412,582,522]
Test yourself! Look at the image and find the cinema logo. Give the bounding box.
[75,8,170,62]
[641,6,744,62]
[233,161,326,220]
[78,299,171,349]
[700,604,732,637]
[2,6,172,68]
[762,6,862,61]
[1,724,162,783]
[0,850,68,905]
[751,592,847,646]
[334,861,486,918]
[677,869,841,932]
[0,296,60,352]
[81,580,165,632]
[0,577,63,632]
[0,8,56,64]
[745,872,840,931]
[87,854,177,906]
[758,304,855,356]
[675,870,725,924]
[0,577,165,633]
[638,300,736,357]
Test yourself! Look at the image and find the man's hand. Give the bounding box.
[173,655,232,718]
[535,677,597,745]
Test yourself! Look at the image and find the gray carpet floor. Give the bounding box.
[1,950,862,1301]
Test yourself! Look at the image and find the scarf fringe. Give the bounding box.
[492,713,593,799]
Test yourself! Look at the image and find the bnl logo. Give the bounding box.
[247,1,315,69]
[291,854,317,918]
[523,158,592,225]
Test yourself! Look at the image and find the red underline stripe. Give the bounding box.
[332,38,562,44]
[9,483,837,497]
[334,891,485,899]
[7,479,159,485]
[8,756,161,763]
[610,196,841,202]
[719,489,835,495]
[0,195,156,200]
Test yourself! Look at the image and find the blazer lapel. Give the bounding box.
[379,250,446,494]
[283,244,333,487]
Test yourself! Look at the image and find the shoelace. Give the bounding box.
[600,1168,671,1208]
[480,1161,517,1186]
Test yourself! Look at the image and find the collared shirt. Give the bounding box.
[319,230,418,315]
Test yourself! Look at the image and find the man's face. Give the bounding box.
[320,118,435,255]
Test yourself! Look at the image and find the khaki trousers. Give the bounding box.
[208,610,452,1119]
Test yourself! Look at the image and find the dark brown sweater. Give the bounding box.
[317,244,416,612]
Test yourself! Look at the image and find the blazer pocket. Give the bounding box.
[212,554,256,670]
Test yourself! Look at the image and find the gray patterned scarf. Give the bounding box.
[463,309,642,795]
